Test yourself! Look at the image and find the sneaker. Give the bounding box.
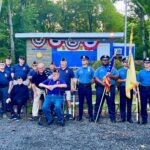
[127,119,133,123]
[10,114,17,120]
[47,120,53,126]
[29,116,39,121]
[16,115,21,121]
[68,114,73,120]
[57,120,65,126]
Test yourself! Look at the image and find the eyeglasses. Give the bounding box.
[102,59,109,61]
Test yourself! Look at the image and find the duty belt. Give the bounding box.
[79,83,91,86]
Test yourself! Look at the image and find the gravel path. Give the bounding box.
[0,117,150,150]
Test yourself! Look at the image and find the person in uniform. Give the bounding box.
[45,62,56,79]
[0,60,13,118]
[74,55,94,122]
[5,56,13,77]
[31,63,47,120]
[137,57,150,124]
[94,55,119,123]
[27,61,38,101]
[12,56,30,85]
[6,76,29,120]
[117,57,133,123]
[39,69,67,126]
[59,58,74,119]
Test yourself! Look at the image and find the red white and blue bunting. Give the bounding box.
[48,39,63,48]
[31,38,99,50]
[65,40,81,50]
[31,38,46,48]
[82,41,99,50]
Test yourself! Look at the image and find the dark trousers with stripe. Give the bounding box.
[119,86,133,121]
[94,85,116,121]
[78,84,93,119]
[140,86,150,123]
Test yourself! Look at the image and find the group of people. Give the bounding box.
[0,54,150,126]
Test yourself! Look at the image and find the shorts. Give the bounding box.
[65,90,71,101]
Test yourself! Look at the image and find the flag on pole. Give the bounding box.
[126,28,138,98]
[103,51,117,94]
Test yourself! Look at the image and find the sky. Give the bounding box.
[114,0,125,15]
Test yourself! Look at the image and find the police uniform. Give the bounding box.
[94,55,118,122]
[137,57,150,124]
[118,57,133,122]
[75,55,94,121]
[0,68,12,113]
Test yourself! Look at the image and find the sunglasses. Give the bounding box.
[102,59,109,61]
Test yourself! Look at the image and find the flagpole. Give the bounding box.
[124,0,127,56]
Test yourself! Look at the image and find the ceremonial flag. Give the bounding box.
[103,52,117,94]
[126,29,137,98]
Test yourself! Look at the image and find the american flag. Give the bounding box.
[103,53,116,95]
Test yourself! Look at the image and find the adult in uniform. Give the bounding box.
[117,57,133,123]
[137,57,150,124]
[5,56,13,76]
[74,55,94,122]
[39,69,67,126]
[45,62,56,79]
[12,56,30,85]
[59,58,74,119]
[0,61,13,118]
[31,63,47,120]
[94,55,119,123]
[6,76,29,120]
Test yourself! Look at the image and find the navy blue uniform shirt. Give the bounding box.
[5,65,13,74]
[32,72,47,89]
[59,67,74,90]
[12,64,30,80]
[0,70,12,87]
[10,84,29,101]
[42,79,66,95]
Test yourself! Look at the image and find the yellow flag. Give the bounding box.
[126,29,137,98]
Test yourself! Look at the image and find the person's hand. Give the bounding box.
[107,73,113,78]
[6,98,11,104]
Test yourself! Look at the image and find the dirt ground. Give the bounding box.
[0,115,150,150]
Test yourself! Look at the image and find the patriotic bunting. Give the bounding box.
[82,41,99,50]
[31,38,99,50]
[65,40,81,50]
[48,39,63,48]
[31,38,46,48]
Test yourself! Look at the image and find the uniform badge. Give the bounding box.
[5,73,8,78]
[88,67,90,72]
[23,67,26,70]
[66,70,68,73]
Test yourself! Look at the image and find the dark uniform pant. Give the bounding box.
[0,87,8,113]
[140,86,150,123]
[119,86,133,121]
[8,99,27,115]
[78,83,93,119]
[94,85,116,121]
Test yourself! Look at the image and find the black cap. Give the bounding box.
[32,61,38,65]
[143,57,150,63]
[80,55,89,60]
[19,56,25,60]
[61,58,67,61]
[100,55,110,60]
[16,76,23,80]
[122,57,128,63]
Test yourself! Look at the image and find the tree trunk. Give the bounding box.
[8,0,15,62]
